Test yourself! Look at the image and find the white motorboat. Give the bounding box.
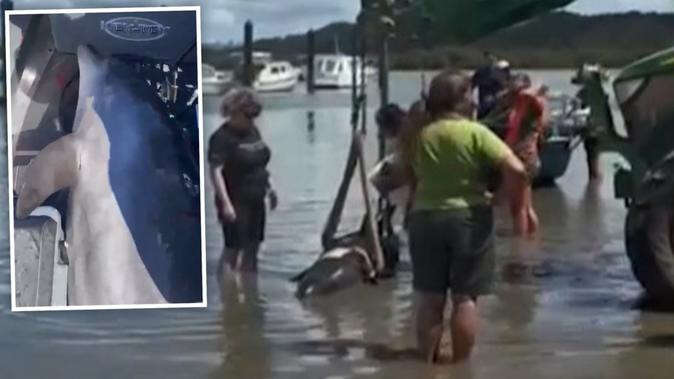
[365,63,378,78]
[253,61,299,93]
[314,54,365,89]
[201,63,231,96]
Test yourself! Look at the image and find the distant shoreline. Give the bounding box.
[203,11,673,73]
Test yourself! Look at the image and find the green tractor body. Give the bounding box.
[581,47,674,302]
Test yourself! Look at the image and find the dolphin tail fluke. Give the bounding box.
[16,134,79,219]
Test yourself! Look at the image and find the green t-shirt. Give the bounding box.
[412,118,510,210]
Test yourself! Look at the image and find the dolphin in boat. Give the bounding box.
[15,45,202,306]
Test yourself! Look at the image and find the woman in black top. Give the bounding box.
[209,88,277,272]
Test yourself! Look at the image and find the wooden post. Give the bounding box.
[243,20,253,87]
[306,29,315,94]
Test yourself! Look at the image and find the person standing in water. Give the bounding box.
[573,78,602,181]
[503,73,546,236]
[472,52,511,119]
[402,69,528,363]
[209,87,277,273]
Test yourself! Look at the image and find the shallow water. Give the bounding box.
[2,71,674,378]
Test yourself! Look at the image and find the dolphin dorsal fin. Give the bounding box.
[15,134,79,219]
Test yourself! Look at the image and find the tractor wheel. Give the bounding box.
[625,204,674,302]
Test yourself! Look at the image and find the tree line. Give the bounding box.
[203,11,674,70]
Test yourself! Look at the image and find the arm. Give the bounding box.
[533,95,548,136]
[477,124,527,206]
[266,176,278,210]
[210,163,236,222]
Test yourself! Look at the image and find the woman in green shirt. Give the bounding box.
[402,69,528,363]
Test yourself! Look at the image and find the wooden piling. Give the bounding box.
[307,29,315,94]
[243,20,253,87]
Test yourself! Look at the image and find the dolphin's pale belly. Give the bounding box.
[65,106,166,305]
[296,258,362,298]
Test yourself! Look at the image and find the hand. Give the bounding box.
[267,189,278,211]
[221,204,237,223]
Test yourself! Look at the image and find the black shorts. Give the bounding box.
[408,206,495,297]
[222,200,266,249]
[584,137,599,160]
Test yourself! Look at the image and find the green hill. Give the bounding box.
[203,11,674,70]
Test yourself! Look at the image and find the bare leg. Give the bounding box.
[415,291,447,363]
[450,296,478,363]
[510,196,528,237]
[524,186,539,235]
[224,247,240,270]
[506,173,528,236]
[587,150,601,181]
[240,243,260,272]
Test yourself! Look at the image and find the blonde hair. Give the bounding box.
[220,87,262,119]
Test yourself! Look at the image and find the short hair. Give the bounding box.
[426,69,472,117]
[376,103,406,137]
[220,87,262,119]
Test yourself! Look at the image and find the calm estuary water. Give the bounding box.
[1,71,674,378]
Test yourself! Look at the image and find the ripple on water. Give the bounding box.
[299,354,331,366]
[352,366,380,375]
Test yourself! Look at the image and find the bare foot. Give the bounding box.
[434,352,454,365]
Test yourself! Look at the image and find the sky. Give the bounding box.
[6,0,674,44]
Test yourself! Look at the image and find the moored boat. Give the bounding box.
[253,61,300,93]
[314,54,365,89]
[201,63,231,96]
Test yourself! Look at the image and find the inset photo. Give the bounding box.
[5,7,206,310]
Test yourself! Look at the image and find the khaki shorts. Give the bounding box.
[408,206,495,297]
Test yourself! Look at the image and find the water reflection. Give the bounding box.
[295,282,415,361]
[213,270,271,379]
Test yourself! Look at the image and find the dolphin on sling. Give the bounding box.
[15,45,202,306]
